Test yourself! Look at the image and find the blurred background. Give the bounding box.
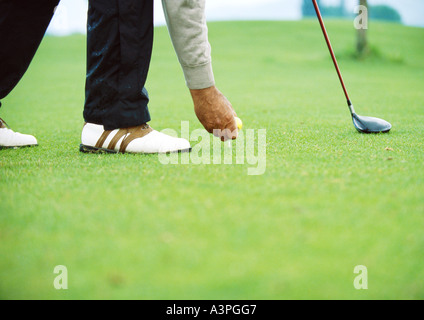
[47,0,424,36]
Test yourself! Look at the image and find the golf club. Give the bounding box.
[312,0,392,133]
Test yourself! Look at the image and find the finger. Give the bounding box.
[220,127,238,142]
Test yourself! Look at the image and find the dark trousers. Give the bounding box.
[0,0,153,130]
[84,0,153,130]
[0,0,59,105]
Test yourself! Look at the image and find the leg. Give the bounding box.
[0,0,59,105]
[84,0,154,130]
[81,0,190,154]
[0,0,59,148]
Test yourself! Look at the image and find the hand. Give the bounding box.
[190,86,238,141]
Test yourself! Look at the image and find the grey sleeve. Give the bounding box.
[162,0,215,89]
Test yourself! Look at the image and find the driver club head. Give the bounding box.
[352,113,392,134]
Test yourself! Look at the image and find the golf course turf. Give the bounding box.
[0,20,423,299]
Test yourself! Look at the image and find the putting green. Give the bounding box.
[0,20,423,299]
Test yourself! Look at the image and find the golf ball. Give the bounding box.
[235,117,243,130]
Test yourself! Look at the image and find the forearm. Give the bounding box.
[162,0,215,89]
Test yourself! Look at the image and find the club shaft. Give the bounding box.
[312,0,352,108]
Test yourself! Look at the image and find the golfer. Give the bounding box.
[0,0,238,153]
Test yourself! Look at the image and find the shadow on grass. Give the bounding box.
[337,45,404,64]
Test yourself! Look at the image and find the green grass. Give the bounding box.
[1,20,423,300]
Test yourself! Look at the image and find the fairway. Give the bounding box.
[0,20,423,299]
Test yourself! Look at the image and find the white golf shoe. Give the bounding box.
[0,118,38,149]
[80,122,191,154]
